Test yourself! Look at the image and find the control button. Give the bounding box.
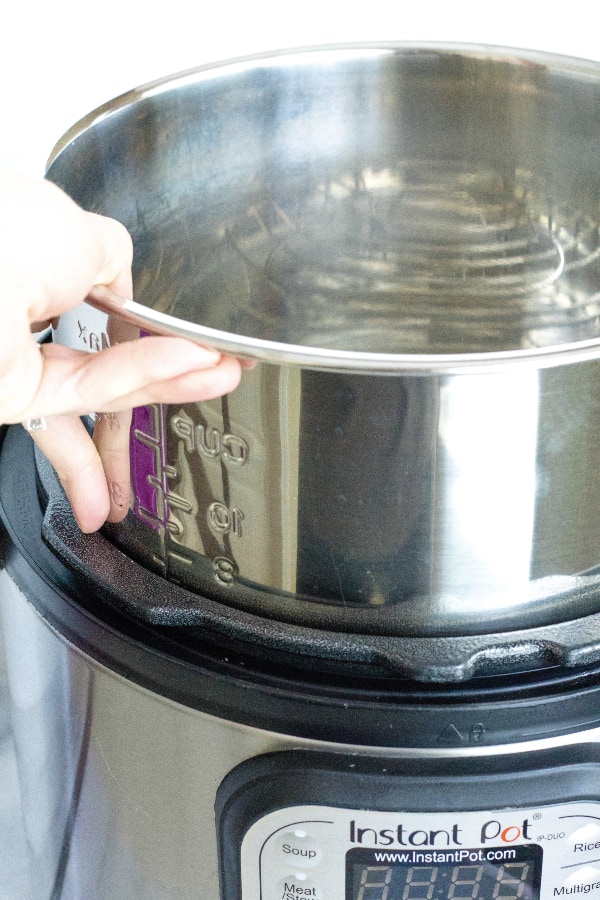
[569,823,600,857]
[276,873,322,898]
[274,829,322,868]
[560,866,600,895]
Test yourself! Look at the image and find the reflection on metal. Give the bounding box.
[48,45,600,633]
[435,371,539,608]
[138,163,598,357]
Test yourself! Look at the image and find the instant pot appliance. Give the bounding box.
[3,44,600,900]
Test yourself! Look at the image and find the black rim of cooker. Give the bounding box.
[2,423,600,749]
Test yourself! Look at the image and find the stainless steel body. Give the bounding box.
[47,335,600,635]
[3,425,600,900]
[49,44,600,633]
[0,569,276,900]
[2,568,600,900]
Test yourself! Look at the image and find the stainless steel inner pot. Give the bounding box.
[47,44,600,636]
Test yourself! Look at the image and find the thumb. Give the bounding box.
[0,314,44,424]
[86,212,133,300]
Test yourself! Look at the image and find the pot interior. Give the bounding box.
[47,45,600,361]
[45,46,600,636]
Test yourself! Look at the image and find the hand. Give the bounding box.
[0,172,243,532]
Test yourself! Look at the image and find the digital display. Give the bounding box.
[347,844,542,900]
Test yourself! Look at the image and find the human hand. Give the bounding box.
[0,172,242,532]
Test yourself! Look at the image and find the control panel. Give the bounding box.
[215,750,600,900]
[240,802,600,900]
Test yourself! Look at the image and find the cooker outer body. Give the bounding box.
[3,569,600,899]
[2,426,600,898]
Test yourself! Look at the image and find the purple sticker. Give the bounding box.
[130,405,161,529]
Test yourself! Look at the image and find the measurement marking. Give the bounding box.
[167,550,194,566]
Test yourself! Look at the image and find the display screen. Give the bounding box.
[347,845,542,900]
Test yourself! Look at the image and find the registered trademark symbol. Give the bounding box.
[533,814,542,820]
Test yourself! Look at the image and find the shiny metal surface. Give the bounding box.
[0,572,280,899]
[0,627,30,899]
[48,45,600,632]
[2,572,600,899]
[49,45,600,371]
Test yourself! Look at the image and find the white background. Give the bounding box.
[1,0,599,176]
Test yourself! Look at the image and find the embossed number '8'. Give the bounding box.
[212,556,237,585]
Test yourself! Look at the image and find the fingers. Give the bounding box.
[92,410,133,524]
[29,416,111,534]
[0,174,133,321]
[86,213,133,300]
[0,174,134,428]
[3,339,242,424]
[0,174,247,535]
[21,340,243,532]
[0,320,45,424]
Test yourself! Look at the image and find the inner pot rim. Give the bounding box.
[86,284,600,374]
[50,41,600,375]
